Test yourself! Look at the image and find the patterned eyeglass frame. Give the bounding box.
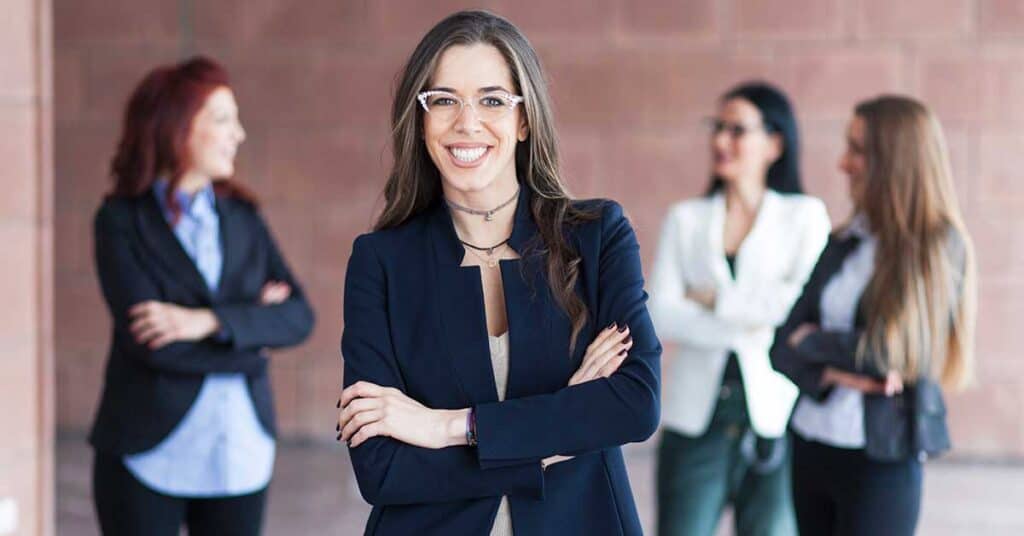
[416,90,524,122]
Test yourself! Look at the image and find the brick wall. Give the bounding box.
[54,0,1024,457]
[2,0,54,534]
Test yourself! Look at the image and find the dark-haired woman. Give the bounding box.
[771,95,976,536]
[335,10,660,536]
[650,82,829,536]
[90,57,314,535]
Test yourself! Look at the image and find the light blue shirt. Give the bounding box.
[123,181,275,497]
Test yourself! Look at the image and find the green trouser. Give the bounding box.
[657,380,797,536]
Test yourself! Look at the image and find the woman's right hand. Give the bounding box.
[567,323,633,386]
[546,324,633,469]
[822,367,903,396]
[259,281,291,305]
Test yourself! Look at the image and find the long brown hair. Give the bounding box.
[108,56,256,219]
[377,10,598,353]
[854,95,976,390]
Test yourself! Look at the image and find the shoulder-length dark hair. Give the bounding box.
[378,10,599,353]
[706,81,803,195]
[108,55,256,219]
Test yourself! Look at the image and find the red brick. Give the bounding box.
[858,0,973,38]
[225,48,402,127]
[265,127,387,206]
[777,48,904,120]
[54,48,86,121]
[980,56,1024,123]
[980,0,1024,34]
[917,55,984,122]
[546,47,776,130]
[734,0,843,39]
[54,0,180,44]
[0,223,38,347]
[0,0,34,100]
[54,123,119,212]
[81,45,181,123]
[800,119,852,222]
[0,106,37,223]
[977,131,1024,202]
[946,381,1024,457]
[966,206,1024,282]
[193,0,374,46]
[491,0,617,37]
[616,0,718,37]
[373,0,499,37]
[0,341,37,450]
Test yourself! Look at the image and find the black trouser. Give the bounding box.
[790,433,921,536]
[93,452,267,536]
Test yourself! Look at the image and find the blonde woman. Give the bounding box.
[651,82,829,536]
[771,95,976,535]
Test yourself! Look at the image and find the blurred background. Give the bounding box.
[4,0,1024,534]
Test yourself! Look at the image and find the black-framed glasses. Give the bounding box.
[703,117,773,138]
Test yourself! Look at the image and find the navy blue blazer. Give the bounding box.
[341,188,661,535]
[89,190,315,455]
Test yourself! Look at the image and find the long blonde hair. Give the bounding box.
[378,10,599,353]
[854,95,976,390]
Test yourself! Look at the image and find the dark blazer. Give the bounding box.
[770,231,963,461]
[89,190,315,455]
[341,188,661,536]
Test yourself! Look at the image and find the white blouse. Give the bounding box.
[488,332,513,536]
[791,215,874,448]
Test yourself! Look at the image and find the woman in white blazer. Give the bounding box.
[651,82,830,536]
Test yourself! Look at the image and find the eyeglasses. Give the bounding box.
[417,90,524,123]
[703,118,773,139]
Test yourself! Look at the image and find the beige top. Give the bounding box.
[488,332,513,536]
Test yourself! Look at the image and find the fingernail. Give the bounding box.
[617,324,628,333]
[618,348,627,356]
[607,322,617,330]
[336,423,340,432]
[624,336,633,345]
[336,432,342,441]
[336,399,341,408]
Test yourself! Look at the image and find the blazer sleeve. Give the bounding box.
[93,203,265,375]
[342,234,545,506]
[211,213,315,351]
[790,225,969,380]
[769,245,832,400]
[714,198,831,328]
[473,201,661,468]
[648,207,747,349]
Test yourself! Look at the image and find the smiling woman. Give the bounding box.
[89,56,315,536]
[337,10,661,536]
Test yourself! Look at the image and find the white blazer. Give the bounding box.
[650,190,830,438]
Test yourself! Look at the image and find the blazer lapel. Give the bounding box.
[502,188,570,398]
[213,196,245,301]
[135,193,213,302]
[429,202,501,405]
[705,193,734,286]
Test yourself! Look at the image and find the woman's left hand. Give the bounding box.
[128,301,220,349]
[787,322,819,348]
[338,381,466,449]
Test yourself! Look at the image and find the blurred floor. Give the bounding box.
[58,434,1024,535]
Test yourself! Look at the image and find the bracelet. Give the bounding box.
[466,408,478,446]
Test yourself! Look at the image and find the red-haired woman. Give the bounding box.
[89,56,314,535]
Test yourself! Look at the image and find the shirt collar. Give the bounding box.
[152,179,216,220]
[840,213,874,241]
